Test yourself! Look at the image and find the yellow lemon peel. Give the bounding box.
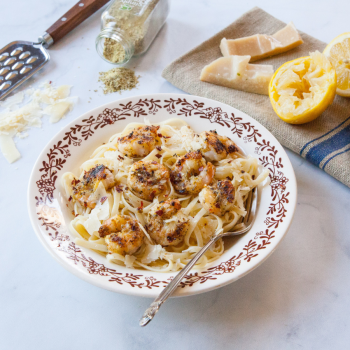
[269,51,336,124]
[323,32,350,97]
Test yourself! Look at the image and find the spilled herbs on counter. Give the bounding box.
[98,67,140,94]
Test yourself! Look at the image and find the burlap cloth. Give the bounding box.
[162,7,350,188]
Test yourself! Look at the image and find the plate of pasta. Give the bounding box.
[28,94,297,297]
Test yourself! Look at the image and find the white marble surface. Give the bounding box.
[1,0,350,348]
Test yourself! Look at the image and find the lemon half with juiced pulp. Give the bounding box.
[323,32,350,97]
[269,51,337,124]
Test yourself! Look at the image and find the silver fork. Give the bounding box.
[139,187,258,327]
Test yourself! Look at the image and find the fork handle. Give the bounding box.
[41,0,110,47]
[139,235,220,327]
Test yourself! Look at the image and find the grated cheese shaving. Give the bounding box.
[0,135,21,163]
[141,244,165,264]
[124,254,137,268]
[179,126,202,152]
[0,82,77,164]
[43,99,76,123]
[83,211,101,235]
[16,132,29,139]
[35,84,71,104]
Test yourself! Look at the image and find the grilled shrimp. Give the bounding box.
[170,150,215,195]
[99,215,144,255]
[147,199,190,246]
[117,125,160,158]
[72,164,115,209]
[128,160,170,201]
[199,180,235,216]
[198,130,239,162]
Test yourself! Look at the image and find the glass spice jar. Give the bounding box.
[96,0,170,65]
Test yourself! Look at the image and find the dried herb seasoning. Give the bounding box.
[98,67,140,94]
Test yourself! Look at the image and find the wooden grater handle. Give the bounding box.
[45,0,110,45]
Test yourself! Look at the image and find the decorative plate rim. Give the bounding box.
[27,93,297,298]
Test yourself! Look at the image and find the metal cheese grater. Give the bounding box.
[0,41,50,100]
[0,0,110,101]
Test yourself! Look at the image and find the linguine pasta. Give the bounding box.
[61,118,269,272]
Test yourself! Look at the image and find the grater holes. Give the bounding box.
[26,56,38,64]
[0,81,11,91]
[0,67,10,76]
[19,51,31,60]
[12,61,24,70]
[4,57,16,66]
[11,47,23,56]
[0,42,50,99]
[20,66,32,74]
[5,71,18,80]
[0,53,9,62]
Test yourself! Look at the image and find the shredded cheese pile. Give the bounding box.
[0,82,78,163]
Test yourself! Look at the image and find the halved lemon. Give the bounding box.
[323,32,350,97]
[269,51,337,124]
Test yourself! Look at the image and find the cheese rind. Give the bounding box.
[220,22,303,62]
[200,56,274,95]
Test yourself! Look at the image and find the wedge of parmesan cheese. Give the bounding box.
[220,22,303,62]
[200,55,274,95]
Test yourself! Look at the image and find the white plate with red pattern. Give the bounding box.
[28,94,297,298]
